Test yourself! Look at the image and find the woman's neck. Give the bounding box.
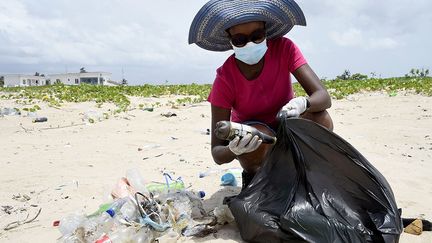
[235,58,265,81]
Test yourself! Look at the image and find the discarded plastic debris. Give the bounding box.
[56,171,223,243]
[33,117,48,123]
[142,107,154,112]
[199,167,242,178]
[404,219,423,235]
[161,112,177,118]
[0,107,21,116]
[220,173,237,186]
[214,205,235,225]
[83,110,104,123]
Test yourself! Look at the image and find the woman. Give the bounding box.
[189,0,333,189]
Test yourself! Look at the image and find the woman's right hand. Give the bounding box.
[228,134,262,156]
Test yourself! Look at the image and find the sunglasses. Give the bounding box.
[229,28,266,48]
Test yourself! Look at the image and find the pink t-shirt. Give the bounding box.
[208,37,307,129]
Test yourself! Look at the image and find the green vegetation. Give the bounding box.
[405,68,429,78]
[0,83,212,111]
[294,77,432,99]
[0,76,431,111]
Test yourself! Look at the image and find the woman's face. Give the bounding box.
[228,21,266,48]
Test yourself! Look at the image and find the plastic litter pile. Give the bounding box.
[56,170,233,243]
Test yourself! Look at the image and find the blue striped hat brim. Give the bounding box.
[189,0,306,52]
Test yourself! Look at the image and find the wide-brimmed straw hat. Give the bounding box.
[188,0,306,52]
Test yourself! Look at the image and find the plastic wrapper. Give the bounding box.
[228,118,403,243]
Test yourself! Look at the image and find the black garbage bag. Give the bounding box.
[227,118,403,243]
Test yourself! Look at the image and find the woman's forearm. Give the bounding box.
[308,89,331,112]
[211,145,237,165]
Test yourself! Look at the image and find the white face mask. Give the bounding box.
[232,39,268,65]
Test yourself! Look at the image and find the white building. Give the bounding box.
[2,72,118,87]
[49,72,115,86]
[3,74,47,87]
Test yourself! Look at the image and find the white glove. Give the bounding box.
[278,97,308,118]
[228,134,262,156]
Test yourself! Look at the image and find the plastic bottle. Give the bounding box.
[95,226,135,243]
[119,199,139,222]
[199,167,242,178]
[133,227,153,243]
[58,213,86,236]
[83,210,115,241]
[214,121,277,144]
[33,117,48,123]
[126,168,150,195]
[145,180,185,193]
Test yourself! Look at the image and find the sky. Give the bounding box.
[0,0,431,85]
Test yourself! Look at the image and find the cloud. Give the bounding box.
[329,28,399,49]
[0,0,430,83]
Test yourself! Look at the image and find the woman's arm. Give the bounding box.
[292,64,331,112]
[210,105,237,165]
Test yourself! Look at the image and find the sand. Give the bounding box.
[0,92,431,242]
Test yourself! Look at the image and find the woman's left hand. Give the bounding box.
[277,96,308,118]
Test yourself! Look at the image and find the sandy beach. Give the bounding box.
[0,92,431,242]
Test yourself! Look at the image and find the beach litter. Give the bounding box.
[161,112,177,118]
[56,169,224,242]
[33,117,48,123]
[0,107,21,116]
[220,173,237,187]
[3,208,42,231]
[142,107,154,112]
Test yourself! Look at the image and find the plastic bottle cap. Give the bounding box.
[198,191,206,198]
[105,209,115,217]
[221,173,237,186]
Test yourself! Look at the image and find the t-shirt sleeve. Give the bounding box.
[207,68,234,110]
[285,39,307,72]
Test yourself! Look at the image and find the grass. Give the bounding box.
[0,77,431,111]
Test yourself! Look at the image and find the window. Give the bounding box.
[35,80,39,85]
[75,78,79,84]
[23,80,26,85]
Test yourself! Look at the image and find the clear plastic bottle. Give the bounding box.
[95,226,135,243]
[126,168,150,195]
[80,209,117,242]
[133,227,153,243]
[58,213,86,236]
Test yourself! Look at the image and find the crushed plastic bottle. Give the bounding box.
[0,107,21,116]
[58,213,86,236]
[146,173,185,194]
[95,226,135,243]
[213,205,235,224]
[126,168,150,195]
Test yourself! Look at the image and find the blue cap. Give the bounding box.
[105,209,115,217]
[197,191,206,198]
[221,173,237,186]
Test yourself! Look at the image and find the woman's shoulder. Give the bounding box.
[216,54,236,80]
